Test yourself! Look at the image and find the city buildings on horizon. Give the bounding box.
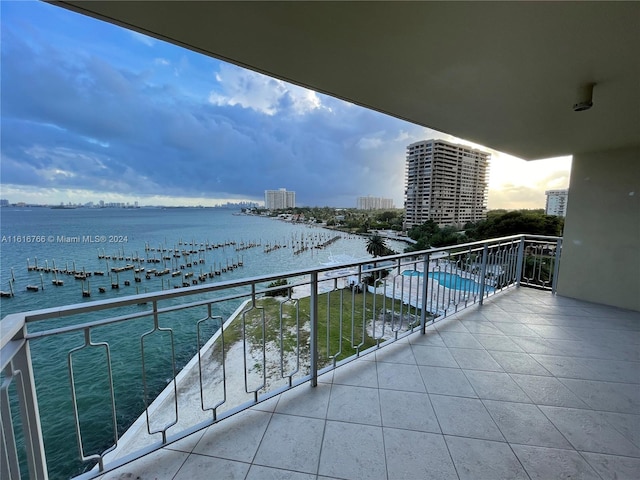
[264,188,296,210]
[356,195,395,210]
[404,139,490,229]
[545,189,569,217]
[0,199,259,209]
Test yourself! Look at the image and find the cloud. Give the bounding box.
[356,135,384,150]
[394,130,410,142]
[130,31,155,47]
[3,14,427,207]
[208,64,324,116]
[0,2,571,211]
[544,171,571,190]
[488,185,546,210]
[487,164,571,210]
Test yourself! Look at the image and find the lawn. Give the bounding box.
[220,287,425,372]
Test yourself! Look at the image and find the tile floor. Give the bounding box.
[99,288,640,479]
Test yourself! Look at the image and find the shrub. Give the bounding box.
[265,278,290,297]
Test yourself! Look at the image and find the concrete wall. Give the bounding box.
[557,146,640,311]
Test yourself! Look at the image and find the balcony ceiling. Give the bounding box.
[56,1,640,160]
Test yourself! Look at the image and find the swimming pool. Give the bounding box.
[401,270,493,292]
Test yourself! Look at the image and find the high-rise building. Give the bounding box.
[545,189,569,217]
[264,188,296,210]
[356,196,395,210]
[404,139,489,229]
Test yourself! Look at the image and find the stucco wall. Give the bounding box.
[557,146,640,311]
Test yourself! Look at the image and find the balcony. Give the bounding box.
[2,235,639,479]
[96,289,640,480]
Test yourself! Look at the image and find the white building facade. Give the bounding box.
[545,189,569,217]
[404,139,489,229]
[265,188,296,210]
[356,196,395,210]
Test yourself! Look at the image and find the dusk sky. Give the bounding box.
[1,1,571,209]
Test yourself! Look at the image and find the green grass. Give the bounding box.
[218,288,427,368]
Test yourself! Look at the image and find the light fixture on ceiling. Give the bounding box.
[573,83,596,112]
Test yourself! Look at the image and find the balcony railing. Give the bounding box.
[0,234,562,479]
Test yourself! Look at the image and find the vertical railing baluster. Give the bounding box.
[436,252,444,317]
[488,247,496,296]
[407,271,414,326]
[380,278,387,342]
[141,301,178,443]
[552,237,563,294]
[371,274,378,344]
[279,294,300,386]
[12,338,47,480]
[310,272,318,387]
[420,254,430,334]
[1,367,20,480]
[515,236,525,287]
[329,288,344,366]
[197,304,226,420]
[68,328,118,472]
[478,244,489,304]
[389,274,397,337]
[359,283,368,348]
[399,270,406,323]
[326,292,332,358]
[241,284,265,403]
[443,257,451,315]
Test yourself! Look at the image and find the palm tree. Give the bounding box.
[366,234,387,258]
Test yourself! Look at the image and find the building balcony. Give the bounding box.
[97,287,639,480]
[2,235,639,479]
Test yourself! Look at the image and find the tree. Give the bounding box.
[430,226,462,247]
[406,220,450,251]
[366,234,388,258]
[467,210,564,240]
[265,279,291,297]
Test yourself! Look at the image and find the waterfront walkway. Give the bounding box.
[98,287,640,479]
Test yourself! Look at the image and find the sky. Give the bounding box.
[0,1,571,209]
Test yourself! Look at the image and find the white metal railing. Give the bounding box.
[0,234,561,479]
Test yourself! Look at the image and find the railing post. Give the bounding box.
[1,365,20,480]
[12,339,48,479]
[515,237,525,287]
[551,237,563,294]
[478,244,489,305]
[420,253,430,335]
[309,272,318,387]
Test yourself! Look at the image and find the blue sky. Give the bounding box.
[1,1,570,208]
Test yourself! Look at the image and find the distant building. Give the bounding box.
[357,196,394,210]
[545,189,569,217]
[404,139,490,229]
[0,199,9,207]
[265,188,296,210]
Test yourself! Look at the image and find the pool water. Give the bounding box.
[401,270,493,292]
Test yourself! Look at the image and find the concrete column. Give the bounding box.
[558,146,640,311]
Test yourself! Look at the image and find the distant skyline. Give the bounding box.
[1,2,570,210]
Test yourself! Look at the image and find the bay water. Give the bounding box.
[0,207,404,478]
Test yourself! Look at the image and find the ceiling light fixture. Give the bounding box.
[573,83,596,112]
